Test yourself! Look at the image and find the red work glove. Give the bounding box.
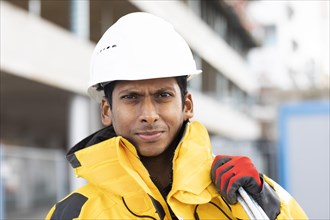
[211,155,262,204]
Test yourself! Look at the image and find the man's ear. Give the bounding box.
[183,92,194,121]
[101,97,112,126]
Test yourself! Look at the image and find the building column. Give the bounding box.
[0,145,5,219]
[68,0,90,191]
[68,96,89,190]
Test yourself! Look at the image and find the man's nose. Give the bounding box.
[139,98,159,124]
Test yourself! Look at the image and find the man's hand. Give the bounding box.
[211,155,262,204]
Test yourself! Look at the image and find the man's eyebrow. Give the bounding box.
[118,86,176,94]
[117,89,142,95]
[155,87,176,92]
[115,85,177,98]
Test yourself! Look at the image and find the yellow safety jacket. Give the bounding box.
[46,121,307,219]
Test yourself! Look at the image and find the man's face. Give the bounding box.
[101,77,193,157]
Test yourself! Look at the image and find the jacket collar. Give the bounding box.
[66,125,116,167]
[168,121,215,205]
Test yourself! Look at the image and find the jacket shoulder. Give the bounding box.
[46,184,118,220]
[48,193,88,220]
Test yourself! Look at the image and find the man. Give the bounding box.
[46,13,307,219]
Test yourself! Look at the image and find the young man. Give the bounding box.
[46,13,307,219]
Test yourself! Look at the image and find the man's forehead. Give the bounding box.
[114,77,178,91]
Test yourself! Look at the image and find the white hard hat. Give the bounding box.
[88,12,202,102]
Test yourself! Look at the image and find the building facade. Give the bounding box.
[1,0,264,218]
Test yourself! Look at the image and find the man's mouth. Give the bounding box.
[136,131,163,142]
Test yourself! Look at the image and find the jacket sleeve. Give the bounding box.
[263,175,308,220]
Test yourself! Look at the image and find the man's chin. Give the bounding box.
[137,147,166,158]
[138,151,162,158]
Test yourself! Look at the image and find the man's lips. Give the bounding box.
[136,131,163,142]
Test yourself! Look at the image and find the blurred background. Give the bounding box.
[0,0,329,219]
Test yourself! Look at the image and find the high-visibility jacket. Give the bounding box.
[46,121,307,219]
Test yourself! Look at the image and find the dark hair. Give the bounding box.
[102,76,188,109]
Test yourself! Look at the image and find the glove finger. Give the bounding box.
[221,172,235,202]
[227,179,241,204]
[227,175,250,204]
[211,156,232,182]
[217,165,234,196]
[227,176,259,204]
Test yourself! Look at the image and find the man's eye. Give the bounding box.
[158,92,172,98]
[121,94,137,99]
